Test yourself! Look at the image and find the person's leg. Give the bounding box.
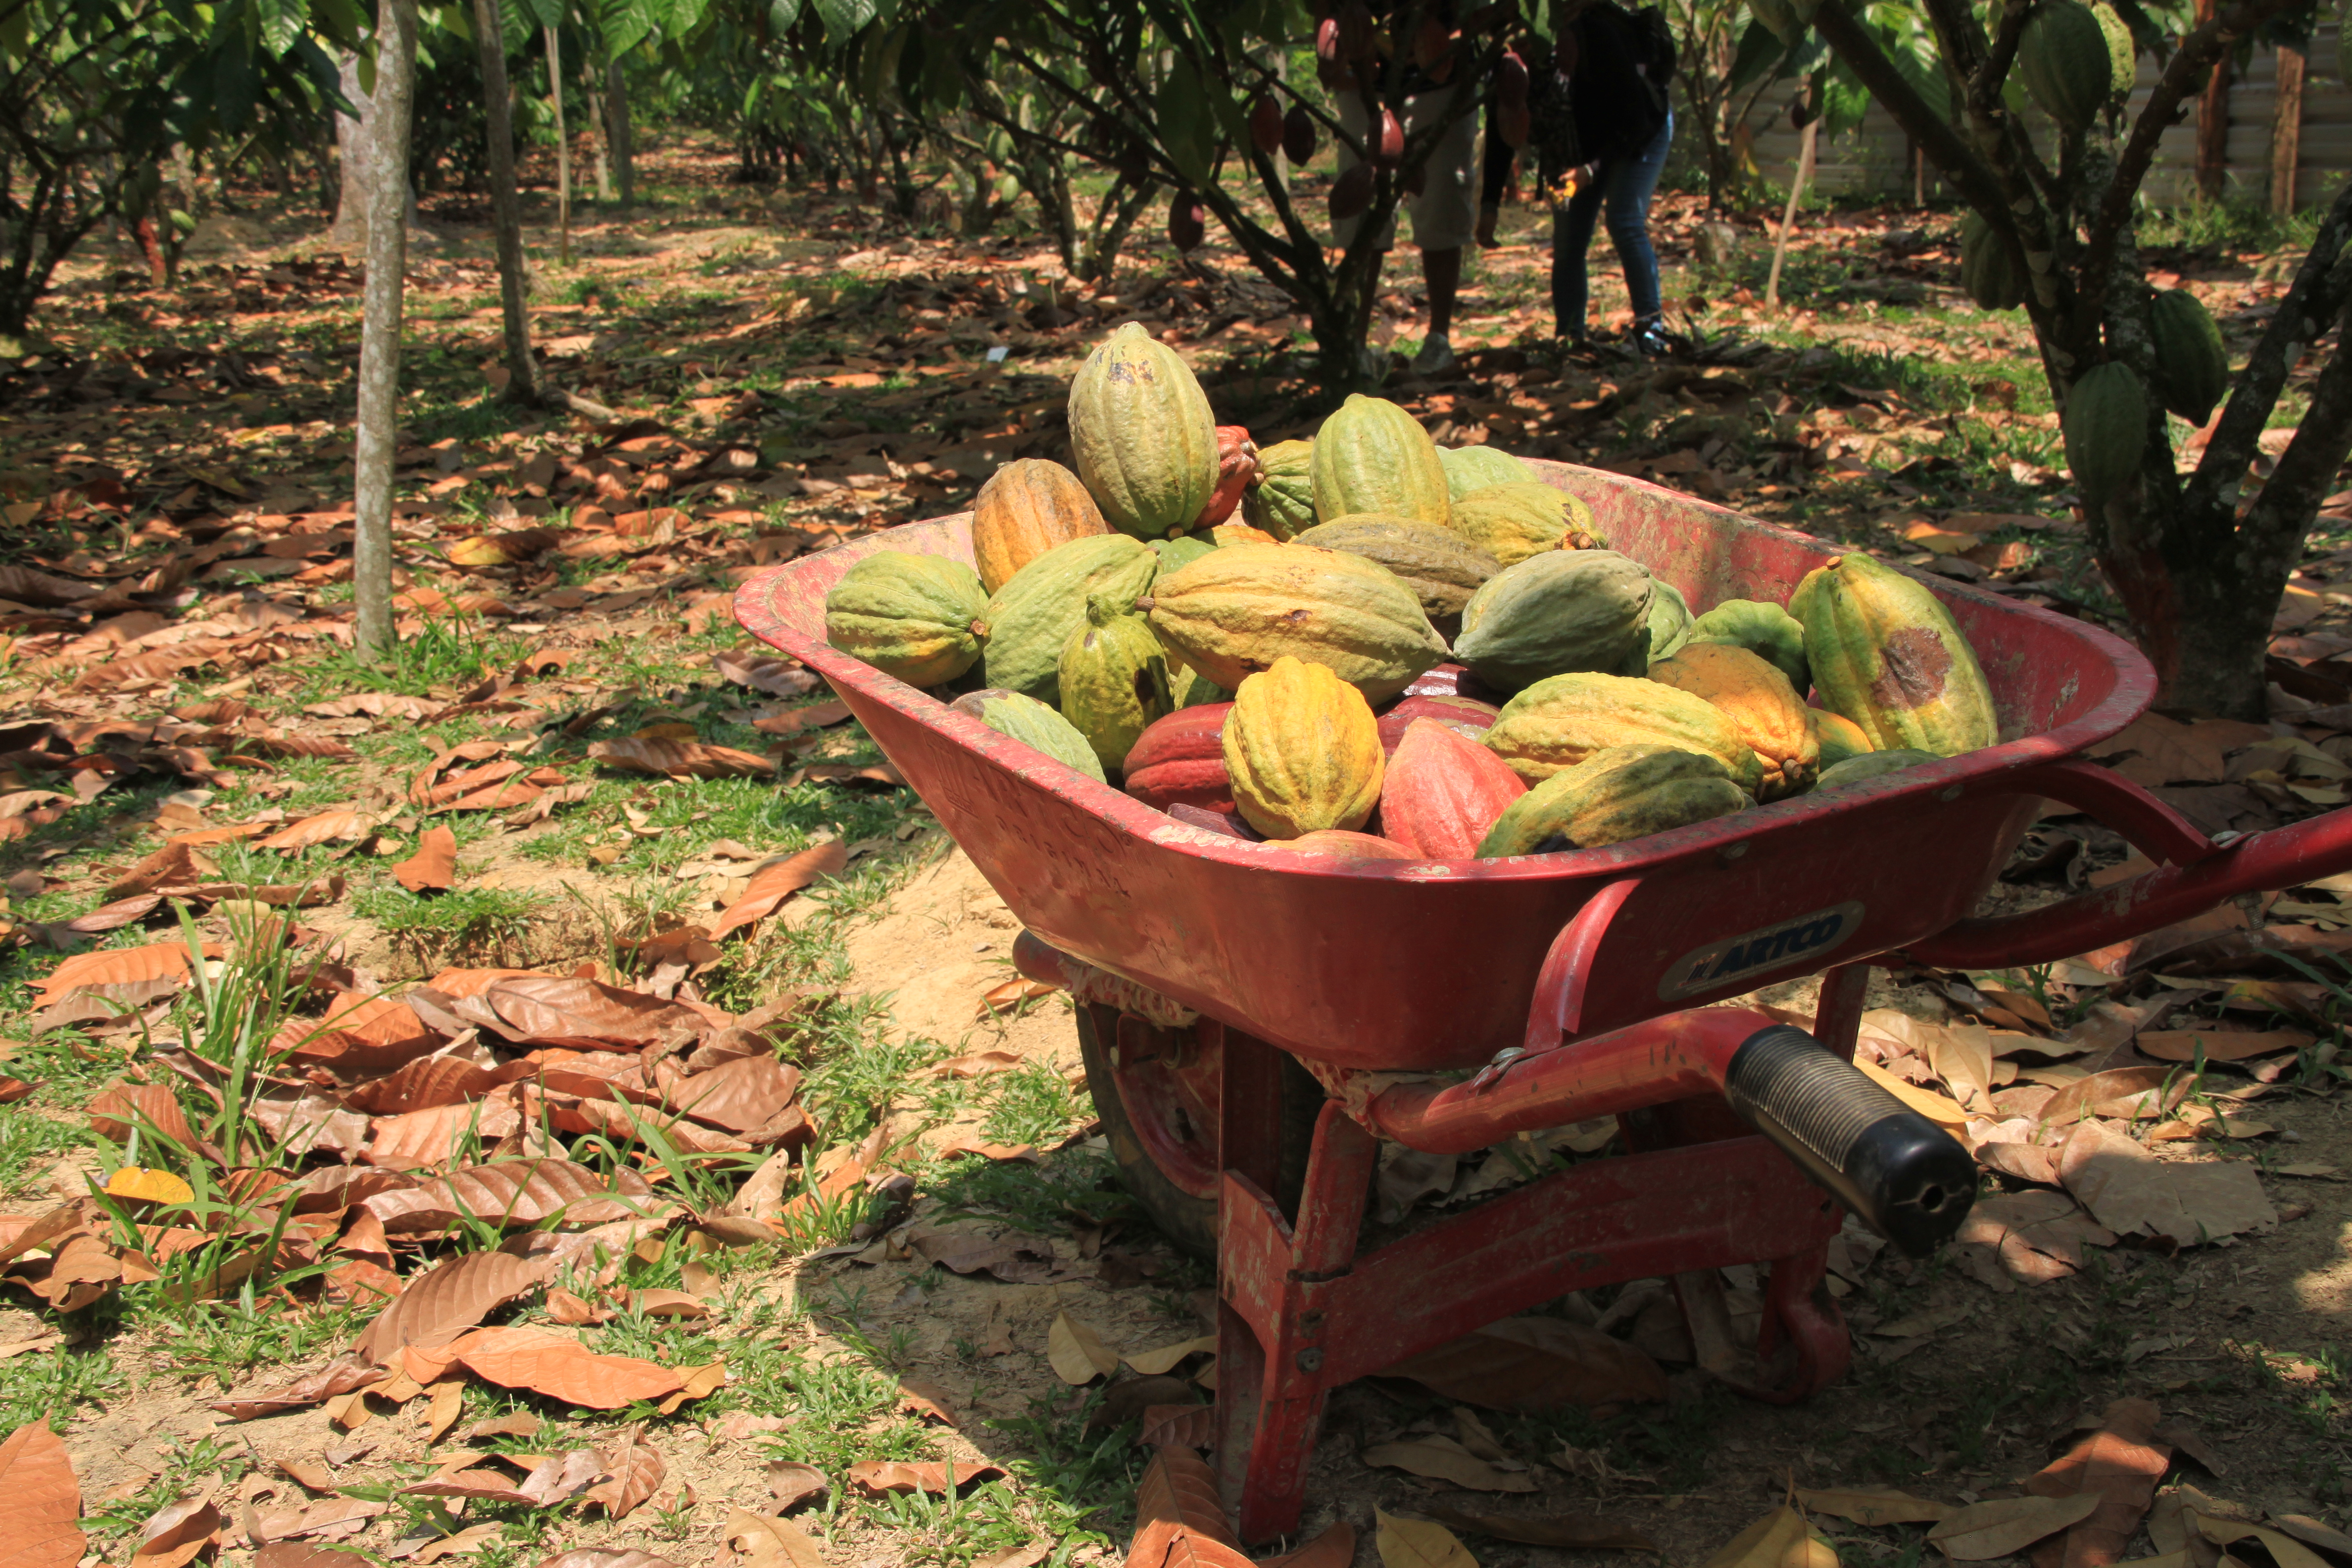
[1406,85,1478,374]
[1601,109,1674,348]
[1552,173,1606,342]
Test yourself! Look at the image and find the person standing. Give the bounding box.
[1329,7,1483,378]
[1481,1,1678,355]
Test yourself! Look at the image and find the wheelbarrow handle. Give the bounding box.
[1904,758,2352,971]
[1361,1007,1976,1256]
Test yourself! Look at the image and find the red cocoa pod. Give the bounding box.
[1375,692,1500,756]
[1124,703,1234,812]
[1497,49,1529,108]
[1195,425,1261,527]
[1170,801,1260,840]
[1169,192,1205,252]
[1283,104,1319,164]
[1249,93,1284,157]
[1330,160,1376,222]
[1336,0,1375,63]
[1282,829,1420,860]
[1404,662,1471,697]
[1379,717,1527,859]
[1374,104,1404,167]
[1412,14,1450,67]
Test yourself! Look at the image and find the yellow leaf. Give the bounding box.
[728,1507,827,1568]
[1377,1510,1478,1568]
[1927,1494,2101,1561]
[104,1167,194,1205]
[1124,1334,1217,1375]
[1700,1508,1826,1568]
[1854,1058,1972,1128]
[1046,1312,1118,1384]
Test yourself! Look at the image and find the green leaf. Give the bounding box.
[1156,51,1218,185]
[767,0,800,34]
[1818,58,1870,140]
[1727,16,1790,93]
[813,0,879,41]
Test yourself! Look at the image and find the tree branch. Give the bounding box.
[2185,177,2352,518]
[2079,0,2303,311]
[1808,0,2006,215]
[2244,311,2352,565]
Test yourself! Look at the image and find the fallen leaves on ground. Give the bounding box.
[0,1421,84,1568]
[391,826,457,892]
[1376,1510,1479,1568]
[1378,1315,1667,1410]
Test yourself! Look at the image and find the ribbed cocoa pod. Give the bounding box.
[1222,655,1384,838]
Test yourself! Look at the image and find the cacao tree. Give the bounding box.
[1807,0,2337,717]
[868,0,1509,389]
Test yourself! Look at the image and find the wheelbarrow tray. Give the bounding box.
[735,459,2153,1072]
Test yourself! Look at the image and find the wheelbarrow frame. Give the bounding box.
[737,460,2352,1541]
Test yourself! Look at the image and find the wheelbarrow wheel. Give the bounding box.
[1075,1003,1323,1259]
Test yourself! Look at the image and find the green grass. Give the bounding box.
[0,1342,120,1433]
[352,881,546,947]
[298,614,535,701]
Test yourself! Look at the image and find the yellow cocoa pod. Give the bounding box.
[1791,552,1999,756]
[970,459,1110,593]
[1647,643,1820,799]
[1145,541,1448,703]
[1450,483,1604,565]
[1483,671,1765,795]
[1222,655,1384,838]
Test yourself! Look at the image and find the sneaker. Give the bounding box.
[1410,334,1458,376]
[1632,318,1676,359]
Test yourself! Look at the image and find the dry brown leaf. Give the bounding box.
[210,1353,383,1421]
[357,1159,657,1234]
[2025,1398,2171,1568]
[451,1326,686,1408]
[978,977,1060,1017]
[1698,1508,1821,1568]
[1929,1494,2104,1560]
[588,737,774,780]
[131,1494,224,1568]
[1124,1334,1217,1375]
[2135,1029,2313,1063]
[583,1426,664,1519]
[1125,1519,1256,1568]
[1134,1445,1241,1548]
[845,1459,1006,1496]
[1363,1436,1537,1492]
[1376,1510,1478,1568]
[1047,1312,1119,1383]
[87,1082,197,1150]
[709,842,849,938]
[537,1553,685,1568]
[392,828,457,894]
[353,1248,545,1364]
[29,939,201,1007]
[1419,1504,1656,1551]
[663,1054,803,1134]
[256,806,376,851]
[726,1509,827,1568]
[929,1050,1025,1078]
[1263,1523,1359,1568]
[1136,1404,1217,1449]
[1378,1316,1666,1410]
[0,1421,85,1568]
[2057,1122,2276,1246]
[765,1460,828,1511]
[896,1378,960,1426]
[2196,1521,2331,1568]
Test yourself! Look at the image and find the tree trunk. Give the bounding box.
[334,52,374,244]
[2196,0,2231,201]
[2272,44,2304,217]
[545,25,571,264]
[586,63,614,201]
[353,0,418,660]
[470,0,539,403]
[606,58,634,206]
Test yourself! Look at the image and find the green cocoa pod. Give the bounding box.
[1059,603,1175,769]
[1646,578,1693,662]
[1311,394,1451,526]
[1437,444,1537,501]
[1483,670,1767,794]
[1814,748,1942,790]
[1454,550,1654,692]
[1294,515,1502,639]
[824,552,989,687]
[2062,361,2151,500]
[2019,1,2111,133]
[1688,598,1811,694]
[1450,482,1604,565]
[1068,322,1221,539]
[1246,438,1316,540]
[2149,289,2228,427]
[1151,534,1219,580]
[1960,213,2025,311]
[1478,743,1748,856]
[2092,2,2136,95]
[951,688,1107,783]
[1145,540,1448,702]
[982,533,1159,707]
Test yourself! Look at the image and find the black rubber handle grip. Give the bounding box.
[1722,1025,1976,1257]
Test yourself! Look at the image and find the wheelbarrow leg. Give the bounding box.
[1748,1241,1851,1402]
[1812,960,1871,1061]
[1216,1034,1376,1541]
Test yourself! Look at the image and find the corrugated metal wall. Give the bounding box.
[1732,28,2352,210]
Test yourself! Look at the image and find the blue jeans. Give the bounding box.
[1553,108,1673,339]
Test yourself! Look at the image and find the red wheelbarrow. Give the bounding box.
[737,460,2352,1540]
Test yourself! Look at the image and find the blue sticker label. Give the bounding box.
[1658,900,1866,999]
